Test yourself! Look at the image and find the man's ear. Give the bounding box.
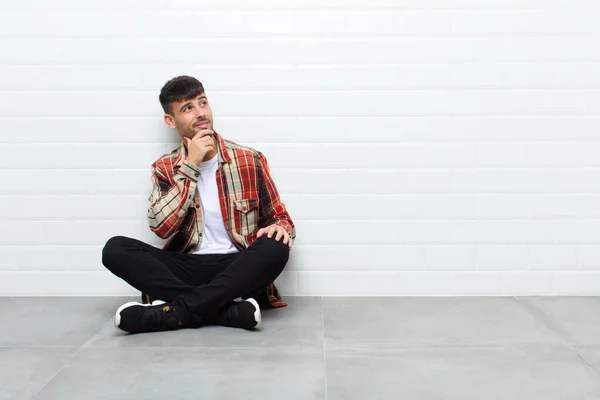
[164,113,176,129]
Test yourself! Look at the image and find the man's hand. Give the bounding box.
[257,224,293,249]
[184,129,215,165]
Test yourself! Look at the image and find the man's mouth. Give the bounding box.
[194,121,210,129]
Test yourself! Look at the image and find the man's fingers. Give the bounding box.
[257,225,291,246]
[192,129,214,140]
[191,131,204,140]
[201,129,215,138]
[275,229,284,241]
[283,231,291,246]
[200,135,215,146]
[283,232,291,247]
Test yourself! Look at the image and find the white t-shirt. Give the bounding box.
[193,155,239,255]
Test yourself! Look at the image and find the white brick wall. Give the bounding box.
[2,0,600,296]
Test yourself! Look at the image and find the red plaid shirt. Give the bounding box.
[147,132,295,308]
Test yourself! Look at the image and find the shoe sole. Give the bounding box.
[114,301,151,332]
[246,298,262,329]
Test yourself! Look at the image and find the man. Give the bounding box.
[102,76,295,334]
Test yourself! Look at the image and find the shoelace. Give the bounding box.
[143,306,176,330]
[220,303,241,322]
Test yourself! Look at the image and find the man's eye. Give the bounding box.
[184,106,191,112]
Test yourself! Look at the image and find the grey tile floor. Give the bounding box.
[1,296,600,400]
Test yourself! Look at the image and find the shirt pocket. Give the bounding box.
[233,198,260,236]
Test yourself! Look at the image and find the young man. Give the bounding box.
[102,76,295,334]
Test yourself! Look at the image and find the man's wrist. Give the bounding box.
[180,160,201,181]
[186,156,202,166]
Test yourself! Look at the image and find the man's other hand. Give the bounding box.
[257,224,293,249]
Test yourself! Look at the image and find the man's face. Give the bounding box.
[164,93,214,139]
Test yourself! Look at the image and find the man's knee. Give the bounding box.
[256,235,290,265]
[102,236,131,272]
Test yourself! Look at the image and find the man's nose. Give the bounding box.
[194,107,206,119]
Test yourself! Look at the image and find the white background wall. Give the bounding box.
[1,0,600,296]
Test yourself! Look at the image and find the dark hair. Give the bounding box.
[159,76,205,114]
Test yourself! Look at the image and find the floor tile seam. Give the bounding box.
[514,297,576,345]
[559,343,600,376]
[80,296,133,349]
[79,312,115,348]
[29,339,87,400]
[68,343,568,351]
[74,344,326,353]
[514,297,598,371]
[30,311,119,399]
[574,346,600,376]
[323,343,581,352]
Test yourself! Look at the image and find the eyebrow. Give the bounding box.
[178,96,207,113]
[178,101,192,113]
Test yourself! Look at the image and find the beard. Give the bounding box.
[191,119,213,134]
[179,120,212,139]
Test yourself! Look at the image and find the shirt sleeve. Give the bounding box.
[146,160,200,239]
[257,153,296,240]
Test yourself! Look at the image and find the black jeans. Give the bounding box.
[102,235,289,327]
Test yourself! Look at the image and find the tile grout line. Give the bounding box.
[53,343,594,351]
[29,319,109,399]
[321,296,329,400]
[514,296,598,373]
[30,297,127,399]
[513,297,571,343]
[30,353,78,400]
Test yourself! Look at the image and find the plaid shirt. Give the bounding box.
[147,132,295,308]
